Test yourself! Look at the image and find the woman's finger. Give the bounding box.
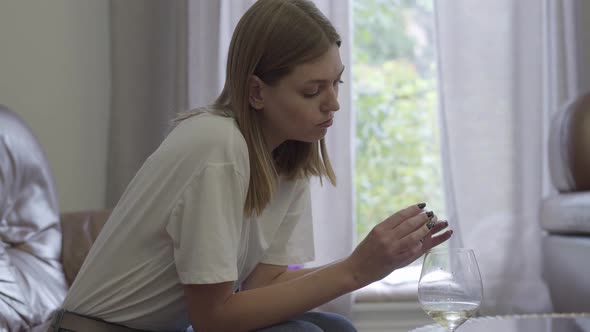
[423,230,453,251]
[393,211,435,240]
[395,220,433,253]
[427,219,448,235]
[383,203,426,229]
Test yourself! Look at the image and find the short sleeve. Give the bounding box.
[166,164,248,284]
[261,180,315,265]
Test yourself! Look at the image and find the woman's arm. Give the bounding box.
[241,264,320,290]
[184,258,357,332]
[184,204,451,332]
[242,216,450,291]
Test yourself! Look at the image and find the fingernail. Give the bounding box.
[426,220,435,230]
[426,211,434,219]
[417,202,426,209]
[444,220,449,226]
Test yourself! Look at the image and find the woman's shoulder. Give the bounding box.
[157,107,249,171]
[175,106,238,135]
[174,107,242,144]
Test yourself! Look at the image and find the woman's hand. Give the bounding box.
[420,215,452,251]
[344,203,452,288]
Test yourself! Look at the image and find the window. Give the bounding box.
[352,0,445,296]
[353,0,445,246]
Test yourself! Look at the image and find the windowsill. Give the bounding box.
[352,300,431,332]
[351,265,431,331]
[353,264,422,303]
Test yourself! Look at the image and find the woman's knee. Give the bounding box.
[295,312,357,332]
[255,319,324,332]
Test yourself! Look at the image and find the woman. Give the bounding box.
[54,0,452,331]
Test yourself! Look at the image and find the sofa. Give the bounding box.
[0,105,110,331]
[541,91,590,312]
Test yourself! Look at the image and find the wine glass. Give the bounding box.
[418,248,483,331]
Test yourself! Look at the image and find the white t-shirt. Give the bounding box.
[62,112,315,331]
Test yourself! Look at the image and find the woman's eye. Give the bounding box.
[303,90,320,98]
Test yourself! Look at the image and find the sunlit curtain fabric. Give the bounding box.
[434,0,590,314]
[108,0,354,316]
[304,0,355,318]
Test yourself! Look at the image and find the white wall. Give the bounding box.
[0,0,110,211]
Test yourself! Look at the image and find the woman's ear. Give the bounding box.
[248,75,265,110]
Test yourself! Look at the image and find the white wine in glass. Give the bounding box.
[418,248,483,331]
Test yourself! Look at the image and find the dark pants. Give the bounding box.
[184,312,356,332]
[254,312,357,332]
[53,311,357,332]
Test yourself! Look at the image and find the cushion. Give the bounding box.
[548,91,590,192]
[0,105,67,330]
[542,234,590,312]
[540,192,590,234]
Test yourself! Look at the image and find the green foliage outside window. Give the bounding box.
[353,0,445,243]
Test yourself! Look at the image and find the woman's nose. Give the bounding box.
[321,85,340,112]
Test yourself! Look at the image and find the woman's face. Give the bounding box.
[252,45,344,150]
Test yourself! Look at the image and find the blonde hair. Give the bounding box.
[180,0,339,216]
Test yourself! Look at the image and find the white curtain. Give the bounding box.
[109,0,354,317]
[544,0,590,121]
[304,0,355,318]
[434,0,590,315]
[107,0,189,206]
[186,0,257,108]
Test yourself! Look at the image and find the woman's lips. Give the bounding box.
[318,118,333,127]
